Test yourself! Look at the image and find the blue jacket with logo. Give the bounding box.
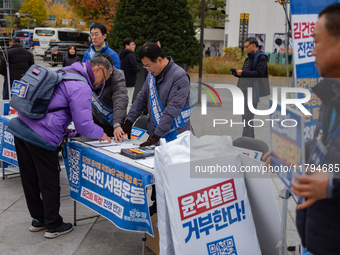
[82,42,120,69]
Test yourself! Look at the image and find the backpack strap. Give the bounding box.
[47,69,89,114]
[58,69,89,84]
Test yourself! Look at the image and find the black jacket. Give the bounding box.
[92,66,128,127]
[119,48,140,87]
[62,54,81,67]
[297,79,340,255]
[235,52,270,97]
[0,44,34,80]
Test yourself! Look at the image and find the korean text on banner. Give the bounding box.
[154,132,261,255]
[63,142,154,235]
[270,101,305,202]
[0,117,18,167]
[290,0,339,141]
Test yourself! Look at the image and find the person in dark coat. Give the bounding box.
[264,4,340,255]
[119,37,140,88]
[122,42,191,147]
[205,47,210,57]
[62,45,81,67]
[91,54,128,142]
[0,37,34,99]
[233,37,270,138]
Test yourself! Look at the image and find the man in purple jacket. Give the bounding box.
[123,42,191,146]
[8,56,112,239]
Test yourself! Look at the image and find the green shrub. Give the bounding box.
[267,63,293,76]
[188,50,293,77]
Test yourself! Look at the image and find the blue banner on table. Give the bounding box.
[270,101,304,202]
[290,0,339,141]
[0,117,18,167]
[63,142,154,236]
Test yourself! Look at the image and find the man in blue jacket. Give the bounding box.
[83,23,120,70]
[122,42,191,146]
[233,37,270,138]
[82,23,127,142]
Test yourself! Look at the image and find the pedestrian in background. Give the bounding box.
[233,37,270,138]
[0,37,34,99]
[151,38,161,48]
[119,38,140,106]
[62,45,81,67]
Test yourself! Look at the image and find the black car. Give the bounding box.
[44,42,89,67]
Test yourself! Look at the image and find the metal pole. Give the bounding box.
[285,0,290,88]
[279,189,289,255]
[198,0,205,104]
[142,233,146,255]
[27,16,29,29]
[6,63,11,100]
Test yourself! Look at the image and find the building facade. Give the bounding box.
[199,0,289,54]
[225,0,288,53]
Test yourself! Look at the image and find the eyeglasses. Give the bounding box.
[98,66,108,84]
[91,32,101,37]
[143,62,154,70]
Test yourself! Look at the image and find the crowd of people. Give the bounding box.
[0,3,340,254]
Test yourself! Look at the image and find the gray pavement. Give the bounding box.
[0,56,300,254]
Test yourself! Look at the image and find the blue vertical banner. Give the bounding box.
[0,117,18,167]
[64,142,154,235]
[290,0,339,141]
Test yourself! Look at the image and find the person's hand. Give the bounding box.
[99,133,111,143]
[122,119,133,139]
[140,134,161,147]
[65,129,77,138]
[236,70,242,76]
[113,126,125,143]
[262,151,272,167]
[291,171,329,210]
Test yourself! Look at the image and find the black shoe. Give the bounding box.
[149,201,157,216]
[44,222,74,239]
[29,218,45,232]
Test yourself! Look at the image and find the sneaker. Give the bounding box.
[29,218,45,232]
[44,222,74,239]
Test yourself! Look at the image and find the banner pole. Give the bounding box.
[285,0,290,89]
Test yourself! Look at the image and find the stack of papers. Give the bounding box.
[84,140,119,147]
[100,143,140,153]
[135,157,155,169]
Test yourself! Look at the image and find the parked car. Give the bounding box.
[44,42,89,67]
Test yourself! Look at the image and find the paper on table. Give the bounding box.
[135,157,155,169]
[101,143,139,153]
[84,139,119,148]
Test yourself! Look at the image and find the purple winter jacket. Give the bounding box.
[17,62,104,147]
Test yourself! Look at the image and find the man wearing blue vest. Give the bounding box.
[83,23,120,70]
[123,42,191,146]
